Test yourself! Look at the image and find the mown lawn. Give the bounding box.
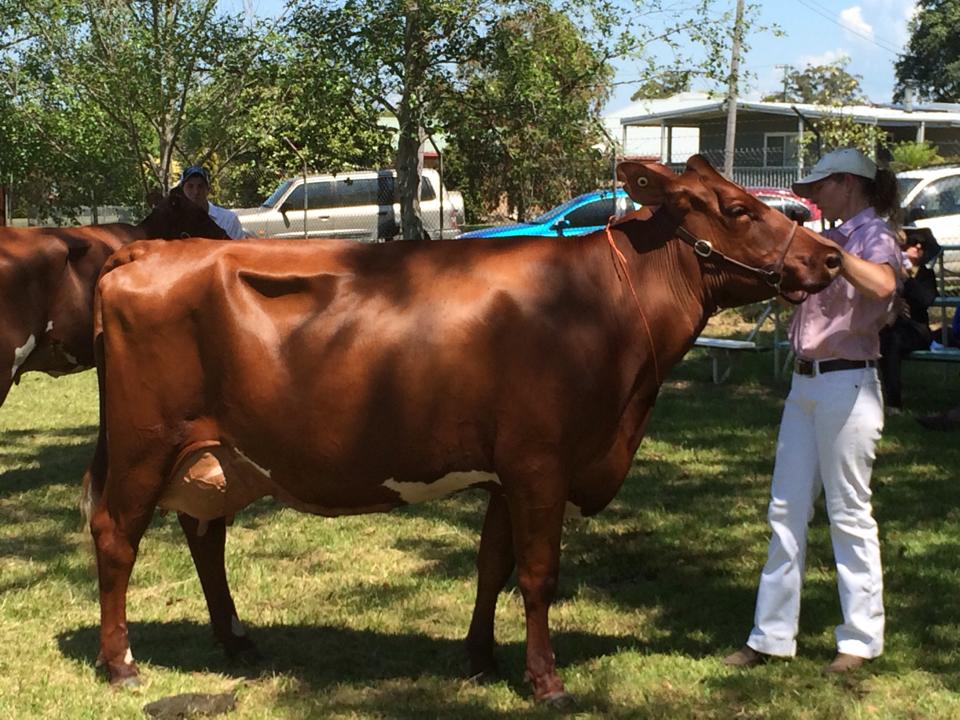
[1,347,959,719]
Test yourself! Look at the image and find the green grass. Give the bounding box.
[1,354,959,719]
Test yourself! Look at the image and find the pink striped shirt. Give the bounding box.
[790,207,900,361]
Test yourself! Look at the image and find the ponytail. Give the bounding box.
[867,167,901,227]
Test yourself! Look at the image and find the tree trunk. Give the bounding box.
[396,4,427,241]
[723,0,745,179]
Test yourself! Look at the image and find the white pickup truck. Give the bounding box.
[234,168,464,242]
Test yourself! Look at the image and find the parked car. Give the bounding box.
[456,188,640,240]
[235,168,463,242]
[747,187,821,224]
[898,165,960,246]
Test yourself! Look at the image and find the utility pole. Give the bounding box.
[776,64,790,102]
[723,0,746,179]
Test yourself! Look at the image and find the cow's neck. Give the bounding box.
[611,210,717,367]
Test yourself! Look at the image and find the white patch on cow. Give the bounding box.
[11,334,36,379]
[45,321,54,332]
[382,471,500,504]
[234,447,272,478]
[231,616,246,637]
[564,501,583,520]
[123,648,134,665]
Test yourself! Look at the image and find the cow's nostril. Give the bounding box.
[825,253,842,270]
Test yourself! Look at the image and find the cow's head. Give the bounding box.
[617,155,842,305]
[138,185,229,240]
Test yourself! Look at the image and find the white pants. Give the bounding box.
[747,366,885,659]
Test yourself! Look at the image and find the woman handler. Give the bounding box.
[724,148,900,673]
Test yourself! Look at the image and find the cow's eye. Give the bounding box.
[727,205,749,218]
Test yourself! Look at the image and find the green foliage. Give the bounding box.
[761,57,866,104]
[890,141,945,171]
[895,0,960,103]
[441,3,612,221]
[630,70,691,101]
[3,0,275,205]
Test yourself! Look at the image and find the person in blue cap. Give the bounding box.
[179,165,247,239]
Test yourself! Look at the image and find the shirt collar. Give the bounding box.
[834,206,878,238]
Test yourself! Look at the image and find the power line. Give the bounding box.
[794,0,902,56]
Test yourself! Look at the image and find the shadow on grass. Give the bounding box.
[0,424,97,494]
[58,621,634,704]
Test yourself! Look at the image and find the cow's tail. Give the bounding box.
[79,278,111,533]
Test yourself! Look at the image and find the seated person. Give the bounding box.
[879,230,938,410]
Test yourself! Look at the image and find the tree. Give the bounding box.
[894,0,960,103]
[6,0,272,200]
[441,5,612,222]
[290,0,486,240]
[630,70,691,101]
[207,26,393,208]
[761,58,866,104]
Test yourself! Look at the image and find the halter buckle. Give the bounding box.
[693,239,713,258]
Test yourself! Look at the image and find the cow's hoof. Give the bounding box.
[108,669,142,690]
[115,675,143,690]
[540,690,575,709]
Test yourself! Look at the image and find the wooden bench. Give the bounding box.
[693,302,785,383]
[907,347,960,363]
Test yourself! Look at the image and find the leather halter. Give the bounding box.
[603,213,805,387]
[674,220,799,296]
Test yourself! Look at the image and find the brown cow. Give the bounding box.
[0,187,228,406]
[84,156,842,703]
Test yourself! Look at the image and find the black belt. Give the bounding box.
[795,358,877,377]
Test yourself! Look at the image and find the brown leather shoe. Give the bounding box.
[823,652,867,674]
[722,645,769,667]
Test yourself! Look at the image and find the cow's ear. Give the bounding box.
[63,236,92,261]
[617,161,676,204]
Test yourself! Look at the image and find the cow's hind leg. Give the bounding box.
[466,491,515,681]
[177,513,259,662]
[90,500,151,686]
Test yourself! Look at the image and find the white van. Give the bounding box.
[234,168,464,242]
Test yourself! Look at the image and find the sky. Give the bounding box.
[607,0,918,111]
[222,0,919,113]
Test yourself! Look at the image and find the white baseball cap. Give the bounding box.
[792,148,877,198]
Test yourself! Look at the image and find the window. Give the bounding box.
[335,177,378,207]
[764,133,799,168]
[913,175,960,219]
[565,199,617,228]
[282,181,336,211]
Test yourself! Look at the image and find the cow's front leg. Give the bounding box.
[506,489,570,705]
[90,503,148,687]
[466,491,515,680]
[177,514,259,662]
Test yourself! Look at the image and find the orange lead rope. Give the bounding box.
[605,221,663,386]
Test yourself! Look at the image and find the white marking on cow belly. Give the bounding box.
[383,471,500,504]
[564,501,583,519]
[123,648,134,665]
[46,321,54,332]
[231,615,246,637]
[234,447,272,478]
[11,335,36,378]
